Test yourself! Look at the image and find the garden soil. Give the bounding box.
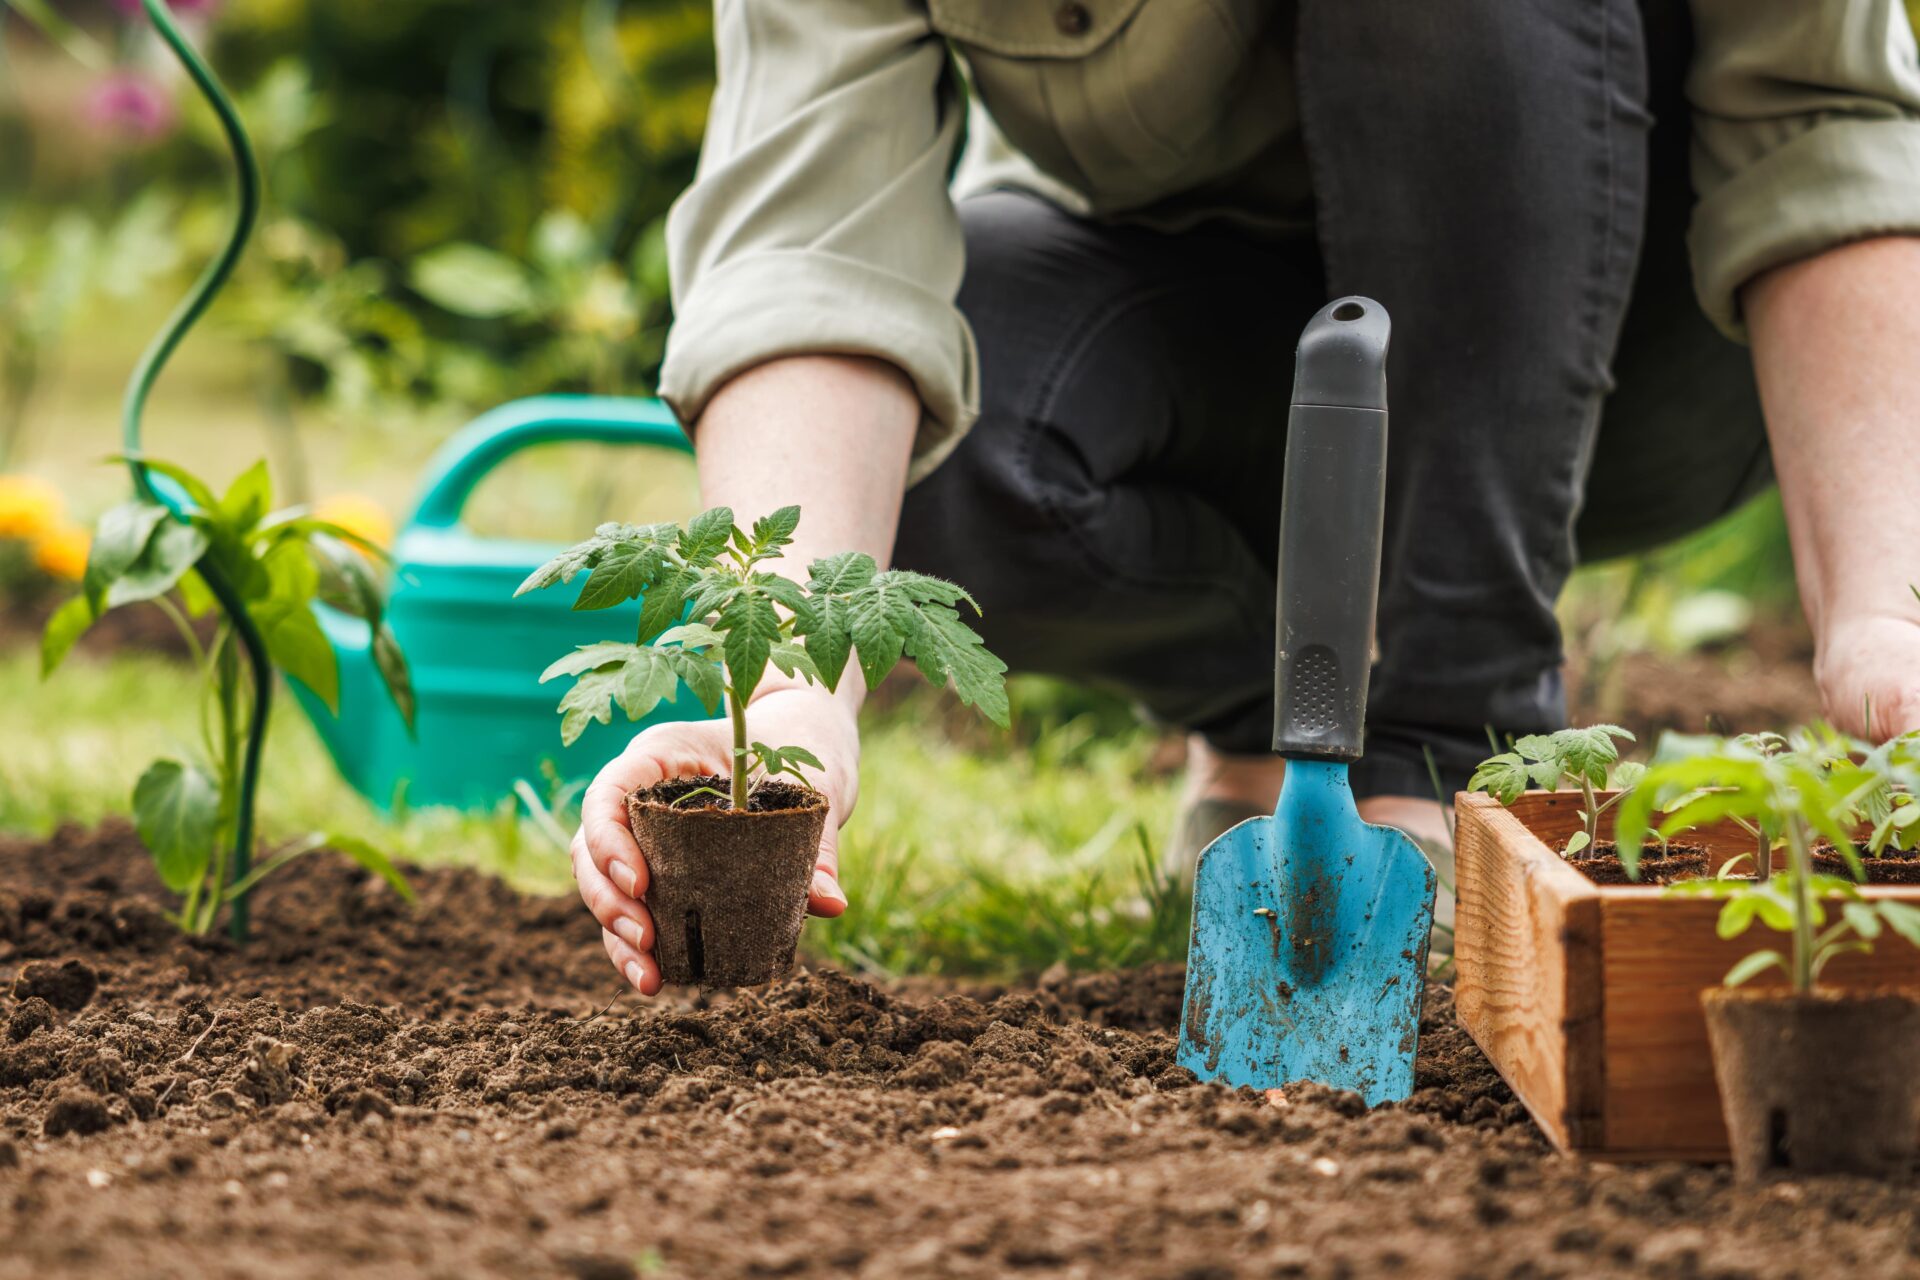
[5,825,1918,1280]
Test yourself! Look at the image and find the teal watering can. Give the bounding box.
[290,395,707,811]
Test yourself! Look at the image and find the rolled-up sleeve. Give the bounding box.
[659,0,975,483]
[1687,0,1920,340]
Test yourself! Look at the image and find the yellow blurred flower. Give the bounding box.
[312,493,395,552]
[32,524,90,582]
[0,474,66,540]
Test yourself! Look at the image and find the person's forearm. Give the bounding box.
[1744,237,1920,640]
[691,353,921,717]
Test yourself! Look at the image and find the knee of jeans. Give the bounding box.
[897,424,1102,634]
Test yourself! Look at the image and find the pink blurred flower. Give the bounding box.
[85,73,177,140]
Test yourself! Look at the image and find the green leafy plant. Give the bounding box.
[1469,724,1645,858]
[520,504,1009,810]
[1619,728,1920,991]
[41,458,417,934]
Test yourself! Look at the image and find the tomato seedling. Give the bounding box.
[1619,727,1920,990]
[1469,724,1645,858]
[42,457,417,936]
[521,504,1009,809]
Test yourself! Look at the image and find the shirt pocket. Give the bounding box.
[929,0,1256,200]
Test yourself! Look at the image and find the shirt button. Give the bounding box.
[1054,2,1091,36]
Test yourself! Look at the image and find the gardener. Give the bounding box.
[574,0,1920,995]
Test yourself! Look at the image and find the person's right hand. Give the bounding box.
[570,682,862,995]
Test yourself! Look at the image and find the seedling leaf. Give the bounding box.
[133,759,219,895]
[1724,949,1786,988]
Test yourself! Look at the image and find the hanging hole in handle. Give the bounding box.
[1331,302,1366,322]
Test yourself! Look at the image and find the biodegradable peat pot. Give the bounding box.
[626,776,828,987]
[1702,988,1920,1181]
[1453,789,1920,1162]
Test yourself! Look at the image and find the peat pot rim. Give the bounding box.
[627,776,830,822]
[1700,985,1920,1011]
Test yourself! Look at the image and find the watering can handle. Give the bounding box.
[409,395,692,530]
[1272,297,1390,762]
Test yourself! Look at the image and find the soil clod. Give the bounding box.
[11,957,98,1010]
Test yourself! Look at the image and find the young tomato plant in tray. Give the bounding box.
[519,504,1011,805]
[41,457,417,936]
[1469,724,1645,858]
[1617,728,1920,991]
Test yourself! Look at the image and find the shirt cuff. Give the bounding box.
[1691,118,1920,342]
[658,248,980,486]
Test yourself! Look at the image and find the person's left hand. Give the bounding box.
[1814,611,1920,742]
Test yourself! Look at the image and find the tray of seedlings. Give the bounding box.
[1454,724,1920,1167]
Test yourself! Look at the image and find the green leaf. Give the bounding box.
[543,642,647,683]
[573,539,666,611]
[105,519,210,609]
[1716,895,1758,939]
[656,622,725,651]
[671,650,725,714]
[517,540,602,597]
[752,741,822,784]
[409,243,537,318]
[754,571,813,622]
[556,665,624,747]
[260,601,340,712]
[618,649,682,722]
[132,759,219,895]
[1842,900,1883,940]
[1877,900,1920,949]
[84,499,169,605]
[679,506,735,567]
[769,641,822,686]
[806,551,878,596]
[40,594,96,677]
[1564,830,1591,858]
[902,604,1010,726]
[312,535,384,622]
[218,460,273,534]
[111,457,216,511]
[1468,753,1532,806]
[1723,949,1786,988]
[847,582,913,690]
[799,596,854,693]
[372,624,416,732]
[323,834,418,904]
[635,566,695,643]
[749,506,801,556]
[1610,760,1647,791]
[716,589,781,703]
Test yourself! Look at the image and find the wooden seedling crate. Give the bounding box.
[1452,789,1920,1162]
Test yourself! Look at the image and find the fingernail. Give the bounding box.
[614,917,646,952]
[812,870,846,906]
[610,860,638,897]
[624,961,646,990]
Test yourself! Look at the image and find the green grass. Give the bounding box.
[0,640,1185,979]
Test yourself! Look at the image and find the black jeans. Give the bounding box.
[895,0,1774,799]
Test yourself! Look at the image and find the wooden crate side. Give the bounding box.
[1599,887,1920,1161]
[1452,794,1604,1152]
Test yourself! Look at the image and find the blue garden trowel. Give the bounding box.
[1177,297,1436,1106]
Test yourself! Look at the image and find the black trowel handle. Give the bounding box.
[1273,297,1390,761]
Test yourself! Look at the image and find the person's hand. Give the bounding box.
[1814,611,1920,742]
[571,681,861,995]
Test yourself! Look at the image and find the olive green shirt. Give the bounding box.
[661,0,1920,481]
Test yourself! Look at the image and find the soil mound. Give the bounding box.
[3,824,1914,1279]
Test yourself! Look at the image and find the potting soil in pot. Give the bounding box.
[4,824,1918,1279]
